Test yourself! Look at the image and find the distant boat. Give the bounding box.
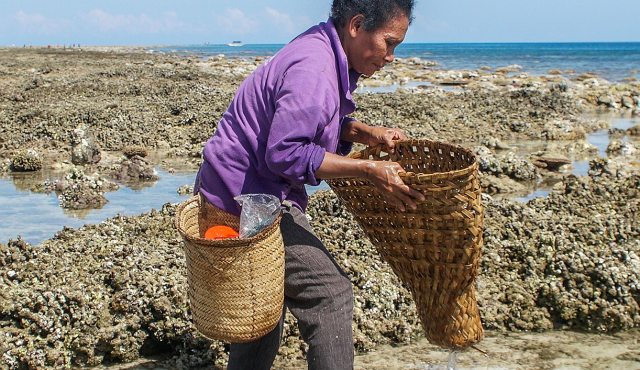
[228,41,244,47]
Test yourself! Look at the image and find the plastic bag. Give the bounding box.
[234,194,281,238]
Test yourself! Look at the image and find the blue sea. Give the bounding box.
[154,42,640,83]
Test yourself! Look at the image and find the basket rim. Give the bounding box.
[175,195,282,248]
[330,139,478,183]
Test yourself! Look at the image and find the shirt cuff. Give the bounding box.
[306,146,326,186]
[337,117,355,156]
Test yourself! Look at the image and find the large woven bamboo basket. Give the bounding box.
[174,194,285,343]
[326,139,484,350]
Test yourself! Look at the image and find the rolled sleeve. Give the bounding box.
[265,67,338,188]
[337,117,355,156]
[306,147,326,186]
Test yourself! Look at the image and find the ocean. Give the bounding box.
[154,42,640,83]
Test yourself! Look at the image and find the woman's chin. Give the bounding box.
[363,70,378,78]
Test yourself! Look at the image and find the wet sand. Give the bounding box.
[95,330,640,370]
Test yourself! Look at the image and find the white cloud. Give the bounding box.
[213,8,257,35]
[265,7,296,34]
[13,10,68,34]
[84,9,183,34]
[86,10,129,32]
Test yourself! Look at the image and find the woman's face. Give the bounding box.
[346,13,410,77]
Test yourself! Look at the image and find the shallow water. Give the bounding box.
[573,114,638,170]
[446,351,460,370]
[511,112,639,203]
[0,169,196,245]
[1,113,638,246]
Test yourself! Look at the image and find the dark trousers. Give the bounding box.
[227,206,354,370]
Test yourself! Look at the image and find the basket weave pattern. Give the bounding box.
[175,195,285,343]
[327,140,484,350]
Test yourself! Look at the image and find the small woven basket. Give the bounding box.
[327,139,484,350]
[175,194,285,343]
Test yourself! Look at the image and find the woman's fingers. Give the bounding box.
[390,128,407,140]
[382,129,406,153]
[383,183,422,211]
[367,127,408,153]
[368,162,425,211]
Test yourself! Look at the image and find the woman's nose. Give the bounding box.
[384,47,396,63]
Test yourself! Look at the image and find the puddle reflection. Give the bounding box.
[0,169,196,245]
[510,112,639,203]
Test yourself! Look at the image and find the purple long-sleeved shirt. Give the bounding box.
[196,18,361,216]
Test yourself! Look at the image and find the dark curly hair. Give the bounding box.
[330,0,415,31]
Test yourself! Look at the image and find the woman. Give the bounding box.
[196,0,420,368]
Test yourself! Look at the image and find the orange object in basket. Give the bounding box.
[204,225,240,239]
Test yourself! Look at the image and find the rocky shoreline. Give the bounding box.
[0,47,639,369]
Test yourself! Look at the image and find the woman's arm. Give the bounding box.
[315,152,424,212]
[326,119,423,210]
[341,119,407,153]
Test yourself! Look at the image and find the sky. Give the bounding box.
[0,0,639,46]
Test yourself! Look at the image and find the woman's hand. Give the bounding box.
[365,126,407,153]
[341,120,408,153]
[316,151,425,212]
[364,160,424,212]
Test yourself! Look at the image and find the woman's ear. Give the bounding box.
[348,14,365,38]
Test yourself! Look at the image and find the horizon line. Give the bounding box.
[3,40,640,48]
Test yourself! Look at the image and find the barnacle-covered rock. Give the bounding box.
[107,156,160,186]
[167,142,205,158]
[10,149,42,171]
[177,184,194,196]
[122,145,149,159]
[1,157,11,172]
[35,169,120,209]
[561,140,600,159]
[58,184,108,209]
[71,126,101,165]
[475,146,540,181]
[532,156,572,171]
[479,173,528,195]
[350,89,590,143]
[480,167,640,332]
[607,139,639,156]
[541,120,588,140]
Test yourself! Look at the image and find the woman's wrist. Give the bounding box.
[362,160,377,181]
[341,119,372,145]
[315,152,372,180]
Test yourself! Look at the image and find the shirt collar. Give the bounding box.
[325,18,360,112]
